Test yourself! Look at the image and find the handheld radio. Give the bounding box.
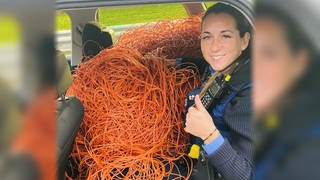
[187,61,241,159]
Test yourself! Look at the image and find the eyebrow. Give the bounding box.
[202,31,211,34]
[221,30,234,33]
[201,30,234,34]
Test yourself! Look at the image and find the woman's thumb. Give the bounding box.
[195,95,205,111]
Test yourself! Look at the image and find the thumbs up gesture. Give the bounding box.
[184,95,218,141]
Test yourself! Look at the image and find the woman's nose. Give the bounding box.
[209,38,221,53]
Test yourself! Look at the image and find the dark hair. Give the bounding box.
[255,4,314,55]
[203,3,252,38]
[255,3,319,97]
[203,3,252,59]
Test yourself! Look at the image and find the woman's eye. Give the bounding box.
[222,35,231,39]
[201,35,211,40]
[261,48,278,60]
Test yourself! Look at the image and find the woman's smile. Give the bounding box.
[201,13,250,71]
[209,54,226,61]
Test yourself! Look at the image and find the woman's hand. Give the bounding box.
[184,95,218,141]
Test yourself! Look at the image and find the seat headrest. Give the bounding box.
[56,50,72,97]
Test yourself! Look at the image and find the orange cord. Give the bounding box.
[66,14,203,179]
[66,47,200,179]
[115,14,203,59]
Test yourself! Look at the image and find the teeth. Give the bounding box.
[211,55,225,59]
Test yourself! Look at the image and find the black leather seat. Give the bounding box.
[56,50,84,179]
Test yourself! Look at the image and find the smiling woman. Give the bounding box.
[184,3,253,180]
[200,12,250,71]
[254,1,320,179]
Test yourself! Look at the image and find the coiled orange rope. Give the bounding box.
[115,14,203,59]
[66,47,201,179]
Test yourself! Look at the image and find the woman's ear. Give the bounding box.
[292,48,310,80]
[241,32,251,51]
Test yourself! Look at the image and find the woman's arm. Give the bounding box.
[185,89,253,180]
[207,89,253,180]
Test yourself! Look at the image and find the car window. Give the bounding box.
[0,14,20,45]
[55,11,71,31]
[0,14,22,89]
[97,3,188,27]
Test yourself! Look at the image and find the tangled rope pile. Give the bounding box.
[115,14,203,59]
[66,47,201,179]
